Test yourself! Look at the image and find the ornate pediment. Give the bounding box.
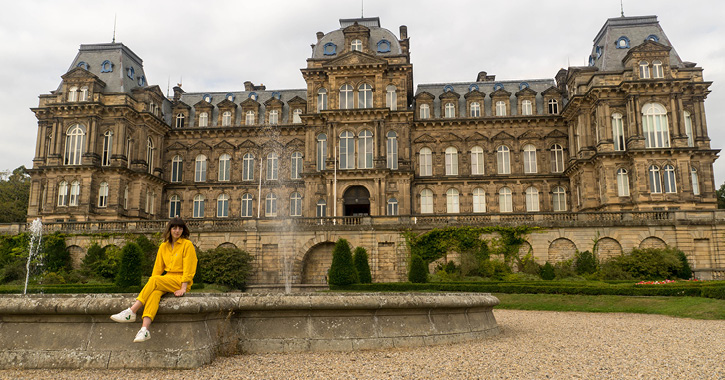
[492,131,515,141]
[166,142,188,151]
[490,88,512,98]
[465,132,488,142]
[343,22,370,34]
[518,130,542,140]
[323,51,387,68]
[545,129,569,139]
[216,99,237,109]
[61,67,99,81]
[264,97,284,107]
[193,99,213,110]
[542,86,562,96]
[287,96,307,105]
[286,138,305,148]
[439,91,460,100]
[464,90,486,99]
[172,101,190,111]
[262,140,284,150]
[629,40,672,54]
[240,97,260,107]
[238,140,259,149]
[413,133,436,144]
[214,140,236,150]
[189,141,212,151]
[515,87,537,97]
[415,91,435,101]
[440,132,463,142]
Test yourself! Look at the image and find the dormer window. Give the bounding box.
[519,82,530,90]
[493,83,504,91]
[203,94,212,103]
[639,61,651,79]
[80,86,89,101]
[595,45,602,58]
[199,112,209,127]
[548,99,559,115]
[351,39,362,52]
[226,93,235,101]
[100,60,113,73]
[175,113,185,128]
[249,92,257,101]
[589,56,596,66]
[323,42,337,56]
[77,61,89,70]
[646,34,659,42]
[137,76,146,86]
[126,66,135,79]
[377,40,391,53]
[616,36,630,49]
[443,85,454,93]
[67,86,78,102]
[272,91,281,100]
[652,60,664,78]
[468,84,479,92]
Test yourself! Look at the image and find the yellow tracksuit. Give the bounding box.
[136,238,197,320]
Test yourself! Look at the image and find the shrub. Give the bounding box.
[574,250,598,275]
[674,249,693,279]
[0,260,24,284]
[478,259,511,280]
[518,253,541,275]
[540,262,555,280]
[408,254,428,283]
[329,239,359,286]
[554,259,577,279]
[115,242,143,287]
[599,247,685,280]
[43,233,70,273]
[41,271,66,285]
[353,247,372,284]
[134,235,159,276]
[195,247,252,289]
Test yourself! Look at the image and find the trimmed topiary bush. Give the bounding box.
[408,254,428,283]
[353,247,372,284]
[115,242,143,287]
[674,249,693,279]
[574,250,598,275]
[540,262,555,280]
[328,238,359,286]
[598,247,688,281]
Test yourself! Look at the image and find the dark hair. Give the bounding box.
[163,217,190,243]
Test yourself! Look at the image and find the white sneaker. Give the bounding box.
[133,327,150,343]
[110,308,136,323]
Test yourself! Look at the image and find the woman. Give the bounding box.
[110,217,197,342]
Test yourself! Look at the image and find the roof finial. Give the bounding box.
[112,13,117,43]
[620,0,625,17]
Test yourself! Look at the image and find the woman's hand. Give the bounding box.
[174,282,188,297]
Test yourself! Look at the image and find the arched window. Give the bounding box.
[265,193,277,217]
[639,60,650,79]
[102,131,113,166]
[497,145,510,174]
[218,153,231,181]
[652,60,664,78]
[386,131,398,170]
[268,110,279,125]
[351,39,362,51]
[199,112,209,127]
[495,101,507,116]
[444,102,455,118]
[242,153,254,181]
[64,124,86,166]
[419,104,430,119]
[612,113,625,151]
[663,164,677,193]
[67,86,78,102]
[146,138,154,174]
[293,108,303,124]
[245,110,255,125]
[387,198,398,216]
[521,100,533,116]
[241,193,253,217]
[80,87,89,101]
[446,188,460,213]
[684,111,694,147]
[217,194,229,217]
[291,152,303,180]
[57,181,68,206]
[617,168,630,197]
[193,194,205,218]
[339,131,354,169]
[525,187,539,212]
[552,186,567,212]
[548,99,559,115]
[222,111,232,127]
[470,102,481,117]
[316,199,327,217]
[420,189,433,214]
[523,144,537,174]
[642,103,670,148]
[69,181,80,206]
[550,144,564,173]
[499,187,512,213]
[691,168,700,196]
[175,113,185,128]
[358,83,373,108]
[473,188,486,213]
[195,155,207,182]
[649,165,662,193]
[445,147,458,175]
[340,84,354,109]
[169,195,181,218]
[290,192,302,217]
[358,130,373,168]
[316,134,327,171]
[266,152,279,180]
[317,88,328,112]
[419,147,432,176]
[386,85,397,110]
[98,182,109,207]
[471,146,484,175]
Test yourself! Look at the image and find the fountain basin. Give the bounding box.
[0,292,499,369]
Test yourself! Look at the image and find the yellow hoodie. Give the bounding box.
[152,238,198,286]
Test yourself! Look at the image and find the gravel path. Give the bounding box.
[2,310,724,380]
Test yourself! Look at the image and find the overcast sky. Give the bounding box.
[1,0,724,185]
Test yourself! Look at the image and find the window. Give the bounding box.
[266,152,279,180]
[67,86,78,102]
[497,145,510,174]
[525,187,539,212]
[199,112,209,127]
[218,154,231,181]
[445,147,458,175]
[193,194,205,218]
[612,113,625,151]
[80,87,89,102]
[663,164,677,193]
[226,93,235,102]
[222,111,232,127]
[126,66,135,79]
[269,110,279,125]
[642,103,670,148]
[495,101,507,116]
[419,148,432,176]
[339,131,354,169]
[316,199,327,217]
[358,83,372,108]
[684,111,694,147]
[175,113,185,128]
[291,152,303,179]
[243,153,254,181]
[358,130,373,168]
[126,137,132,169]
[552,186,567,211]
[691,168,700,196]
[617,168,630,196]
[290,192,302,217]
[616,36,630,49]
[146,138,154,174]
[639,61,650,79]
[652,60,664,78]
[323,42,337,56]
[521,100,533,116]
[470,102,481,117]
[386,85,397,110]
[523,144,537,174]
[245,110,255,125]
[123,186,128,210]
[471,146,484,175]
[377,40,391,53]
[241,193,253,217]
[169,195,181,218]
[386,131,398,170]
[499,187,512,213]
[98,182,108,207]
[101,60,113,72]
[64,124,86,165]
[551,144,564,173]
[444,102,455,118]
[317,88,328,112]
[265,193,277,217]
[445,188,459,213]
[195,155,207,182]
[351,39,362,51]
[340,84,353,109]
[387,198,398,216]
[293,108,303,124]
[420,189,433,214]
[316,134,327,171]
[649,165,662,193]
[69,181,80,206]
[548,99,559,115]
[57,181,68,206]
[473,188,486,213]
[216,194,229,217]
[170,155,182,182]
[102,131,113,166]
[419,104,430,119]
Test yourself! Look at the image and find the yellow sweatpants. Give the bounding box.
[136,274,182,321]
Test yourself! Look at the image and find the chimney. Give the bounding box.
[476,71,496,82]
[399,25,408,40]
[316,31,324,41]
[244,81,254,92]
[172,85,184,101]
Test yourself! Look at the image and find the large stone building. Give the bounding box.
[26,15,724,283]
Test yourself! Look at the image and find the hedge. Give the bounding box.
[0,284,142,294]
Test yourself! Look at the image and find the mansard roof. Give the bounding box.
[60,43,148,94]
[416,79,555,99]
[311,17,403,59]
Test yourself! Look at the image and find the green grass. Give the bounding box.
[493,293,725,320]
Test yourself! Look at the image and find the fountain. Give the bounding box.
[23,218,43,294]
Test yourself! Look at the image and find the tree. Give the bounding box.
[540,262,555,280]
[328,238,359,286]
[43,233,70,273]
[115,242,143,287]
[0,166,30,223]
[408,254,428,283]
[717,182,725,209]
[353,247,372,284]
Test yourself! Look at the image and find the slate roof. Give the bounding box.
[61,43,148,94]
[311,18,402,59]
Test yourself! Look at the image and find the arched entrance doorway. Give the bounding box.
[343,186,370,216]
